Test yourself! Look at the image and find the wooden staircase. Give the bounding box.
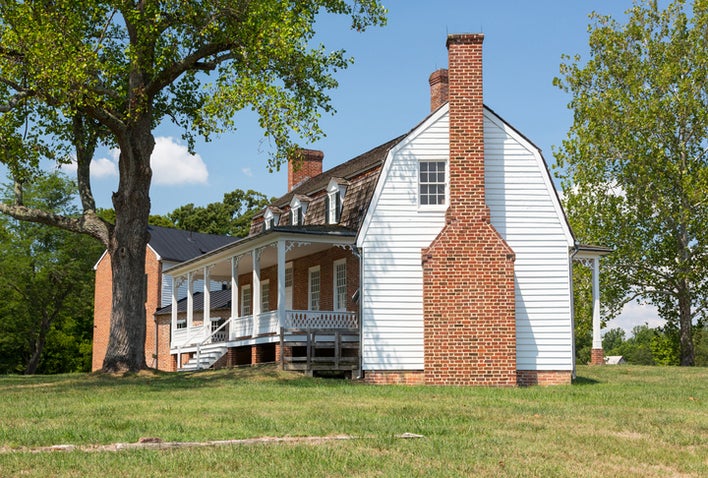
[280,328,359,376]
[179,345,227,372]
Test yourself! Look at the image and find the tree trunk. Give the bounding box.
[25,313,51,375]
[678,282,695,366]
[102,122,154,373]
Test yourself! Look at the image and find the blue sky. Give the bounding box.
[28,1,669,333]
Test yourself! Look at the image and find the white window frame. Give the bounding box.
[327,190,338,224]
[308,266,320,311]
[418,159,448,208]
[333,259,347,311]
[260,279,270,312]
[240,284,252,316]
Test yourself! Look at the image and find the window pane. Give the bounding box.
[419,161,446,206]
[334,261,346,310]
[309,268,320,311]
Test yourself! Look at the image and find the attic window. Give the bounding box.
[419,160,447,206]
[290,196,309,226]
[325,178,347,225]
[263,208,279,231]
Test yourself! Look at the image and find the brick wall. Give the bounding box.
[421,34,517,387]
[517,370,572,386]
[92,247,163,372]
[363,371,425,385]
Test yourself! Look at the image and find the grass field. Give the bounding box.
[0,365,705,477]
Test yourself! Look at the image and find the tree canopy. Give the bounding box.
[0,173,102,374]
[555,0,708,365]
[0,0,386,372]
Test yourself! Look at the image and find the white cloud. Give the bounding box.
[241,167,253,177]
[58,137,208,186]
[151,136,208,185]
[609,301,664,335]
[58,152,118,179]
[91,156,120,178]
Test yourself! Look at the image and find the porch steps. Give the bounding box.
[179,345,228,372]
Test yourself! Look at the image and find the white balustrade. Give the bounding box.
[284,310,358,329]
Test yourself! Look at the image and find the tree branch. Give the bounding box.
[0,203,111,246]
[146,42,233,97]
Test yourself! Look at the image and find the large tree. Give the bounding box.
[0,1,386,372]
[555,0,708,365]
[0,173,102,374]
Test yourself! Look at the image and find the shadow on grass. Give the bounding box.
[572,375,600,386]
[0,364,316,394]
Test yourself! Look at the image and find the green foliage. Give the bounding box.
[0,173,103,374]
[573,263,593,364]
[167,189,272,237]
[555,0,708,365]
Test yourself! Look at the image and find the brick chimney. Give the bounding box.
[429,68,449,112]
[422,34,517,386]
[288,149,324,191]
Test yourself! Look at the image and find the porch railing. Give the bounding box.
[172,309,358,349]
[284,310,358,329]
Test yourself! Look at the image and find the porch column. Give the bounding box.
[171,276,181,340]
[231,256,240,319]
[187,271,194,329]
[277,240,286,327]
[203,265,212,328]
[252,248,262,334]
[590,257,604,365]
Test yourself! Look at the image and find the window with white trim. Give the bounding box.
[419,160,447,206]
[291,205,301,225]
[241,284,252,316]
[333,259,347,311]
[308,266,320,311]
[260,279,270,312]
[325,179,346,225]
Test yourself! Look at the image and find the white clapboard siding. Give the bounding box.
[357,108,449,370]
[484,109,575,371]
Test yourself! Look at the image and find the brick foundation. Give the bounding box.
[251,343,276,364]
[591,348,605,365]
[517,370,572,386]
[362,370,425,385]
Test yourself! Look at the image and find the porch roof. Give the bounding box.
[156,289,231,316]
[164,226,356,279]
[575,243,613,259]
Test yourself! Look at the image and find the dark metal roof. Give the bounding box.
[147,225,238,263]
[155,288,232,316]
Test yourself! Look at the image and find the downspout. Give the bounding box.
[569,241,580,380]
[154,314,159,370]
[351,245,363,380]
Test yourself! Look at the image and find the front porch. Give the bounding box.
[161,229,361,374]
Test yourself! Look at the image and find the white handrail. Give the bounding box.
[194,317,233,370]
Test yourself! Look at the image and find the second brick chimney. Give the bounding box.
[422,34,517,386]
[288,149,324,191]
[429,68,449,112]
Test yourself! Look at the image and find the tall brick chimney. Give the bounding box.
[429,68,449,112]
[288,149,324,191]
[422,34,517,386]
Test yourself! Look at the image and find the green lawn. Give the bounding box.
[0,365,705,477]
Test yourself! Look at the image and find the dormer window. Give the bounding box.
[290,195,309,226]
[263,208,280,231]
[326,178,348,225]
